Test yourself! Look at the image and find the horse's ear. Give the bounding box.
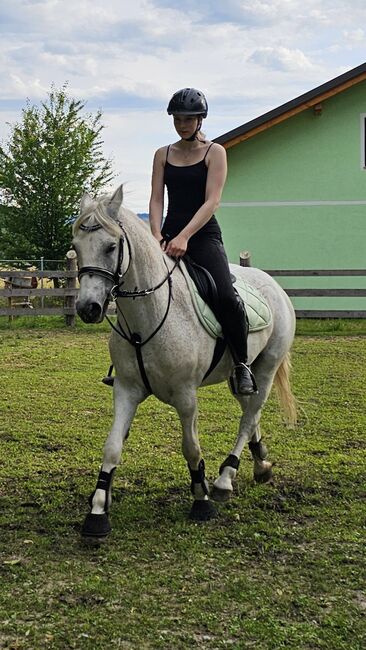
[80,192,93,213]
[108,185,124,221]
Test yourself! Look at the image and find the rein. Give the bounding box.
[77,220,178,394]
[110,258,178,300]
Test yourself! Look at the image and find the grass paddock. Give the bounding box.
[0,325,365,649]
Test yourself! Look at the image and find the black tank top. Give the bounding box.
[162,144,221,241]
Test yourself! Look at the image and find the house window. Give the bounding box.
[361,113,366,169]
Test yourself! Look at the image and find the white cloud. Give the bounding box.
[343,28,365,44]
[248,46,314,72]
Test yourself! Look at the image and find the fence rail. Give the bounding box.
[259,269,366,276]
[0,270,77,278]
[0,288,79,297]
[0,250,78,325]
[0,308,76,317]
[240,252,366,318]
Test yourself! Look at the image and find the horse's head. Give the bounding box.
[72,185,126,323]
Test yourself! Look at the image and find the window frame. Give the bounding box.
[360,113,366,169]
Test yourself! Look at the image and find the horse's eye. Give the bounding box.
[106,244,117,254]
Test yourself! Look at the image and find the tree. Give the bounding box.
[0,85,115,264]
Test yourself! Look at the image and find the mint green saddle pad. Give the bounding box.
[180,263,272,339]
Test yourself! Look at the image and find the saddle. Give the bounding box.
[180,256,272,339]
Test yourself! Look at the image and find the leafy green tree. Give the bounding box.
[0,85,115,264]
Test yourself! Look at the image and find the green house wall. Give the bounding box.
[216,82,366,311]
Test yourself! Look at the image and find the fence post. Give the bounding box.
[240,250,251,267]
[65,250,77,327]
[40,256,44,308]
[7,286,13,324]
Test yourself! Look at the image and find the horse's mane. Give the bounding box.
[73,194,147,238]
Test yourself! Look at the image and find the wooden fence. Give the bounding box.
[0,250,78,325]
[240,251,366,318]
[1,250,365,323]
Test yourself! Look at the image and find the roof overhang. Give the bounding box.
[214,63,366,149]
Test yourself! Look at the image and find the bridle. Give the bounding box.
[77,220,179,394]
[77,221,127,287]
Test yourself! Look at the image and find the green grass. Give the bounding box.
[295,318,366,336]
[0,328,365,649]
[0,315,111,332]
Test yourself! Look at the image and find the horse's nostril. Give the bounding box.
[76,300,102,323]
[89,302,102,320]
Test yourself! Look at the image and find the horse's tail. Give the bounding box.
[274,352,297,427]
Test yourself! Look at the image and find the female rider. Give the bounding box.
[149,87,256,395]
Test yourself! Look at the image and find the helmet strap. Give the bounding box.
[183,116,203,142]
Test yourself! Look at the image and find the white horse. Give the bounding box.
[72,186,297,541]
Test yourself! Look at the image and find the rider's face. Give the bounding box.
[173,114,199,139]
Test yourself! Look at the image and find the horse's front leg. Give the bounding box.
[81,380,143,542]
[175,392,217,521]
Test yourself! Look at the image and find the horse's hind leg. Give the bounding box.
[212,363,277,501]
[248,351,297,483]
[174,391,217,521]
[248,423,273,484]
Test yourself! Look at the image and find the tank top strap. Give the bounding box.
[165,145,171,163]
[203,143,214,161]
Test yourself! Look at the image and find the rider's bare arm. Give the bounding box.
[149,147,166,241]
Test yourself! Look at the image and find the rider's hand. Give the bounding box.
[165,233,188,258]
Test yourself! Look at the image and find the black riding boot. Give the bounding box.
[222,294,258,396]
[233,363,258,395]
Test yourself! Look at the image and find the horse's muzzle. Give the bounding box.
[76,299,106,323]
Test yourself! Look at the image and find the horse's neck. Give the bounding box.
[116,213,177,334]
[116,211,194,340]
[121,211,169,289]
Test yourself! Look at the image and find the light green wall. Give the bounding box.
[216,82,366,311]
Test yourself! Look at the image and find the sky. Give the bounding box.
[0,0,365,213]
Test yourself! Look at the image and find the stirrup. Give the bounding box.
[102,365,114,387]
[230,363,258,396]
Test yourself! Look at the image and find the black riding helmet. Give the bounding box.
[167,88,208,118]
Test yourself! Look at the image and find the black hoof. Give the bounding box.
[189,499,217,521]
[254,467,274,484]
[211,485,233,503]
[81,512,111,541]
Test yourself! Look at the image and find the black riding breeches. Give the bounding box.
[186,235,248,364]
